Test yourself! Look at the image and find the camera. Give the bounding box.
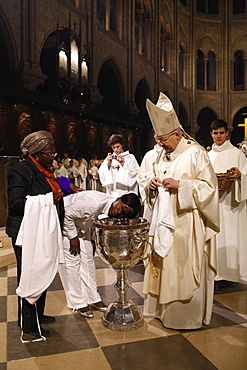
[112,153,118,160]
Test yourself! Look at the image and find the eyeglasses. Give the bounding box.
[156,132,176,144]
[40,152,57,158]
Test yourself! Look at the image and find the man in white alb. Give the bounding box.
[208,119,247,289]
[98,134,139,197]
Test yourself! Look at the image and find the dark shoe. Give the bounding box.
[214,280,227,291]
[90,301,107,312]
[226,281,236,288]
[41,315,56,324]
[23,327,51,338]
[77,306,94,318]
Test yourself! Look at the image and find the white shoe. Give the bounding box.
[77,308,94,318]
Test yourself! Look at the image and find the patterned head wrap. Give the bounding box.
[20,130,54,156]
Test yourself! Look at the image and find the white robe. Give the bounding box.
[89,165,99,191]
[61,157,71,169]
[16,193,64,304]
[208,140,247,281]
[98,150,139,197]
[76,163,87,189]
[54,166,68,179]
[142,137,219,329]
[67,165,79,182]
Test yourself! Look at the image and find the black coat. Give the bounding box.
[6,156,64,241]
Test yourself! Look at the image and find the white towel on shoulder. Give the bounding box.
[149,186,175,258]
[16,193,64,304]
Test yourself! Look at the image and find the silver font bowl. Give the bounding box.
[93,217,149,331]
[94,217,149,269]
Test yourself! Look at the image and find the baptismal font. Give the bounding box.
[93,217,149,331]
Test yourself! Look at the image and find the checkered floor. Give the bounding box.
[0,256,247,370]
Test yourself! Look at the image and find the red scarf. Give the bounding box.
[28,155,61,193]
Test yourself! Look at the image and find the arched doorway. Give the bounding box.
[134,79,152,157]
[196,108,218,148]
[179,102,189,134]
[97,58,124,113]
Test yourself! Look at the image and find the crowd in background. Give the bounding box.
[50,152,104,192]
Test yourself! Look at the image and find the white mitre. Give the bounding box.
[146,92,180,136]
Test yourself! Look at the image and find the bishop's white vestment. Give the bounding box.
[137,143,162,221]
[208,140,247,282]
[142,137,219,329]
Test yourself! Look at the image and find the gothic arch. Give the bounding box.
[97,58,125,113]
[179,24,188,49]
[142,0,153,17]
[0,9,17,76]
[196,33,219,55]
[178,102,189,133]
[196,107,218,147]
[232,47,245,56]
[38,26,57,59]
[39,27,83,104]
[134,77,151,116]
[161,1,173,34]
[160,16,165,33]
[134,78,152,155]
[232,32,247,54]
[39,30,59,91]
[234,49,245,90]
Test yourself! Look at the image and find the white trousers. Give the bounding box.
[58,237,101,309]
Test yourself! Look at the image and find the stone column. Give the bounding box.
[18,0,46,90]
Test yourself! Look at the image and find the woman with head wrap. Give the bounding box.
[6,130,64,341]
